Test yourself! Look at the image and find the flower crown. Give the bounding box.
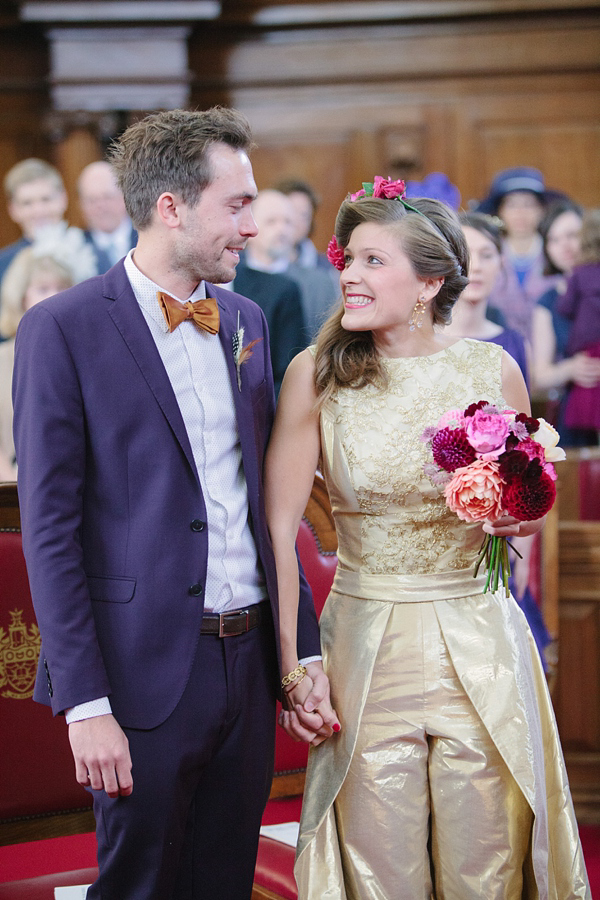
[326,175,427,271]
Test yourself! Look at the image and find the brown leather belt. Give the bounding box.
[200,603,263,637]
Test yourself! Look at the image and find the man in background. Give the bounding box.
[78,160,137,273]
[241,188,337,343]
[275,177,338,289]
[0,158,68,287]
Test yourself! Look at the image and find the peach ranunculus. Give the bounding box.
[444,459,504,523]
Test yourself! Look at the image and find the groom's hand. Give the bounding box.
[69,714,133,798]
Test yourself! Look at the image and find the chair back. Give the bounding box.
[0,484,93,845]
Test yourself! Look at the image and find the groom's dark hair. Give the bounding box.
[108,106,254,231]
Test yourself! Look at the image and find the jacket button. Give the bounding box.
[190,519,205,532]
[189,583,203,596]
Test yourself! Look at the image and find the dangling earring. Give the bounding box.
[409,295,426,331]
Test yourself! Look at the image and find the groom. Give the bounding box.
[12,107,327,899]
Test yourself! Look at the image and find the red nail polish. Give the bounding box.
[333,724,341,732]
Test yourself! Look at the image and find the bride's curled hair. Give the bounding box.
[314,196,469,407]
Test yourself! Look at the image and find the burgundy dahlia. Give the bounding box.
[432,427,476,472]
[515,412,540,435]
[498,449,530,480]
[502,470,556,521]
[464,400,488,418]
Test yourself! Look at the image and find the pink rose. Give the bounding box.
[444,459,504,523]
[350,188,366,201]
[466,409,509,455]
[372,176,406,199]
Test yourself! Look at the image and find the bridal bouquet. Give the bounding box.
[422,402,565,594]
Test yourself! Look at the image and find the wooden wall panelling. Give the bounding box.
[0,24,50,248]
[53,128,103,230]
[454,86,600,207]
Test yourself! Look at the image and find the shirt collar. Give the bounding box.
[124,250,207,334]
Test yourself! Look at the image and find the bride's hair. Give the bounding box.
[314,196,469,407]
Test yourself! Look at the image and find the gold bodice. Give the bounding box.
[319,338,505,577]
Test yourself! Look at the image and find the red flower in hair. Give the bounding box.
[327,235,345,272]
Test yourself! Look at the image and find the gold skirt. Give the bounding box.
[295,568,590,900]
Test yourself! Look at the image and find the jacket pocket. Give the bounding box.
[87,575,136,603]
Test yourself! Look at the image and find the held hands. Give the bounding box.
[68,714,133,798]
[278,661,341,747]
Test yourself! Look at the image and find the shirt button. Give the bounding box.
[191,519,205,532]
[189,583,203,596]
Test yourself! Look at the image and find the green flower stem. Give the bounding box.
[475,534,517,596]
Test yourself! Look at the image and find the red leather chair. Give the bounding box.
[0,484,93,844]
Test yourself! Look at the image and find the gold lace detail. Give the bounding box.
[320,339,505,576]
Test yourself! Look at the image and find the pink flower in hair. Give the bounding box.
[372,176,407,199]
[373,175,406,200]
[350,188,366,201]
[326,235,346,272]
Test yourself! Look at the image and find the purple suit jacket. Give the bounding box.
[13,261,320,729]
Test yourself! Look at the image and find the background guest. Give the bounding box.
[77,160,137,273]
[244,188,337,342]
[0,229,95,479]
[532,200,600,446]
[477,166,562,339]
[0,159,68,310]
[556,208,600,441]
[233,264,305,397]
[275,177,339,288]
[445,212,529,384]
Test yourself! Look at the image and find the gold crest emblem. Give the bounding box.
[0,609,41,700]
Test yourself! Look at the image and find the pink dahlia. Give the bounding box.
[326,235,345,271]
[432,427,476,472]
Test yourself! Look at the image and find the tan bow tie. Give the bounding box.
[157,291,220,335]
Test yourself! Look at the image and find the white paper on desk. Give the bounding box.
[54,885,91,899]
[259,821,300,847]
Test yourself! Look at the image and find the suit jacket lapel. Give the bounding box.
[105,267,199,483]
[214,288,261,505]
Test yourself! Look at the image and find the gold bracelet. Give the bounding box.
[283,673,306,693]
[281,664,307,688]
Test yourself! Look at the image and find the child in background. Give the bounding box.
[557,209,600,438]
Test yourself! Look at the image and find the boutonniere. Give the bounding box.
[232,311,261,391]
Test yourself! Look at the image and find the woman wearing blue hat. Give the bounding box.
[477,166,564,341]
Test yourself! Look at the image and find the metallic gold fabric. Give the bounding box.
[296,340,590,899]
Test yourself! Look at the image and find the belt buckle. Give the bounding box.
[218,609,248,638]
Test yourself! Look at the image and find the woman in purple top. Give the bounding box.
[445,212,529,384]
[445,211,551,668]
[557,208,600,435]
